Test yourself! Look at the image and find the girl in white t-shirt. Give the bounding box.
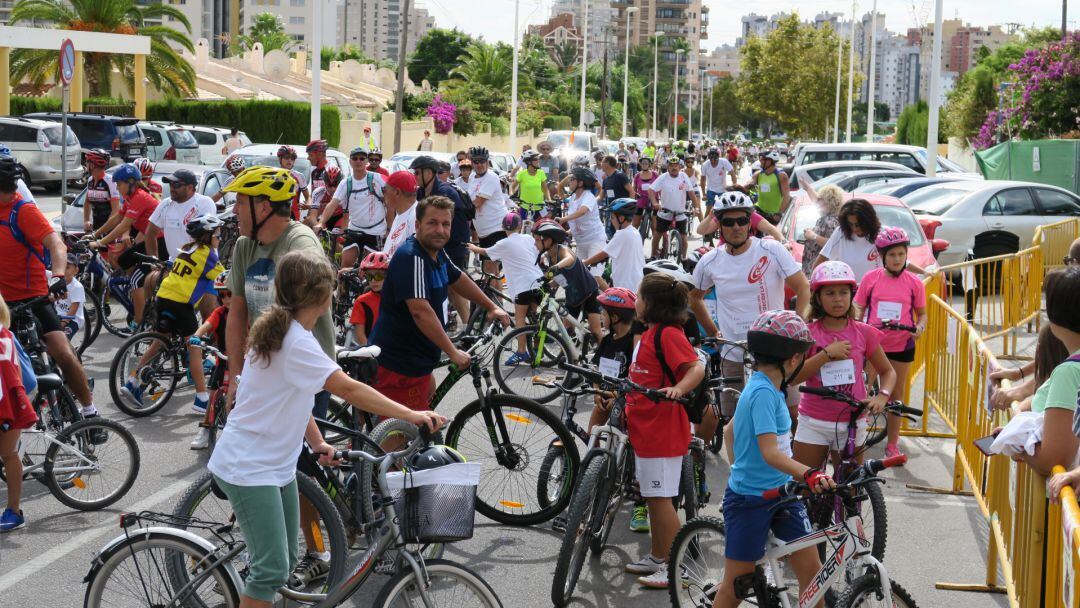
[207,250,443,607]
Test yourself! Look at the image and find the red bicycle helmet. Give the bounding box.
[133,157,155,179]
[874,226,910,251]
[360,251,390,271]
[84,148,110,167]
[324,165,343,187]
[598,287,637,313]
[225,155,246,174]
[306,139,329,153]
[809,260,857,293]
[277,145,297,159]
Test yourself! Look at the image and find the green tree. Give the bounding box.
[407,28,474,86]
[9,0,196,97]
[943,66,998,144]
[706,77,743,136]
[321,44,373,71]
[234,12,295,53]
[852,101,891,136]
[550,40,579,72]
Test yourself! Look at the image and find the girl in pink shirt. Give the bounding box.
[854,227,927,458]
[792,261,897,470]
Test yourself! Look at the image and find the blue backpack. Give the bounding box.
[1,198,51,288]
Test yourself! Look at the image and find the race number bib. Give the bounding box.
[876,301,903,322]
[733,312,756,337]
[820,359,857,387]
[759,183,772,193]
[606,189,615,199]
[599,356,622,378]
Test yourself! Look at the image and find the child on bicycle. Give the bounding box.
[469,213,544,365]
[349,251,388,345]
[189,271,232,450]
[119,214,225,409]
[791,261,896,470]
[532,219,603,345]
[53,253,86,341]
[207,250,443,608]
[854,227,926,459]
[717,309,836,608]
[0,294,37,532]
[582,198,645,291]
[624,273,705,589]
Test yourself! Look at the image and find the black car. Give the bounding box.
[23,112,147,163]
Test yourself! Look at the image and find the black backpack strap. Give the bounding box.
[654,325,677,386]
[361,301,375,337]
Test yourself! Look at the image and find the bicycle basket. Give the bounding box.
[387,462,481,544]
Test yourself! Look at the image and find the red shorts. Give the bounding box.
[0,389,38,431]
[373,366,435,412]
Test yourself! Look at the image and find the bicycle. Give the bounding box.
[668,455,919,608]
[546,361,698,607]
[448,269,528,347]
[84,427,503,608]
[78,244,164,339]
[187,337,230,449]
[698,337,752,456]
[331,267,368,346]
[62,239,103,356]
[866,320,920,448]
[108,328,195,417]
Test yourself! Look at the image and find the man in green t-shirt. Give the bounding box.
[513,150,550,221]
[744,150,790,223]
[642,141,656,160]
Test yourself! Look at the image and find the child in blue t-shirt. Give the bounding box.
[716,309,836,608]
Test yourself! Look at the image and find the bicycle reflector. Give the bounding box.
[120,513,137,527]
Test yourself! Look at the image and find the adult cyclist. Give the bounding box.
[513,150,549,223]
[276,145,310,222]
[211,155,247,204]
[82,148,120,235]
[745,150,789,224]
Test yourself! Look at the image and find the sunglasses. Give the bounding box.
[720,216,751,227]
[366,271,386,281]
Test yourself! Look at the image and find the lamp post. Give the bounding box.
[621,6,638,138]
[510,0,520,154]
[673,48,685,138]
[579,0,590,131]
[833,23,842,143]
[925,0,944,177]
[698,68,705,143]
[310,0,322,140]
[866,1,878,140]
[652,32,664,138]
[844,0,857,143]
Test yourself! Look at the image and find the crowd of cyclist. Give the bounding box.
[0,133,933,607]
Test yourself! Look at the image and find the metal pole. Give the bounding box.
[709,82,714,138]
[698,69,704,143]
[845,0,856,143]
[833,25,843,143]
[673,50,681,138]
[652,34,661,138]
[622,7,637,137]
[866,0,878,140]
[311,0,323,140]
[687,59,692,143]
[61,85,68,205]
[925,0,944,177]
[393,0,411,154]
[1064,0,1069,39]
[579,0,589,131]
[601,36,609,138]
[510,0,520,154]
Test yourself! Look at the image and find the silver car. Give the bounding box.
[0,116,82,189]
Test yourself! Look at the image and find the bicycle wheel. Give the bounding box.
[373,558,503,608]
[109,332,181,417]
[171,470,349,592]
[667,229,686,261]
[536,443,571,510]
[811,480,887,563]
[44,418,140,511]
[446,394,580,526]
[322,396,360,446]
[862,410,890,450]
[206,388,228,450]
[551,454,608,607]
[492,325,578,404]
[676,453,698,521]
[837,574,919,608]
[668,516,727,608]
[83,531,241,608]
[99,288,135,339]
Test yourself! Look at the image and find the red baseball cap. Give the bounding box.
[385,170,417,192]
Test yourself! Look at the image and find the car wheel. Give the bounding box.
[17,165,31,190]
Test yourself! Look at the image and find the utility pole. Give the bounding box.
[510,0,520,154]
[1064,0,1069,39]
[866,1,878,141]
[310,0,322,140]
[621,6,638,138]
[600,33,609,139]
[845,0,856,143]
[925,0,944,177]
[579,0,589,131]
[698,69,704,142]
[652,33,663,138]
[393,0,411,155]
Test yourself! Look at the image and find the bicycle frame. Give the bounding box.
[531,291,584,366]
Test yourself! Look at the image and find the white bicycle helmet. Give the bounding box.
[643,259,695,288]
[714,190,755,215]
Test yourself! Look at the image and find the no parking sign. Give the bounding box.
[60,38,75,86]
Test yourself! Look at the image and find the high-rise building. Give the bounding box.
[611,0,710,103]
[874,35,921,120]
[907,19,1012,99]
[701,44,740,79]
[162,0,242,58]
[338,0,435,62]
[549,0,616,62]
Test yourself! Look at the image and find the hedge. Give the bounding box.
[542,115,572,131]
[11,96,62,115]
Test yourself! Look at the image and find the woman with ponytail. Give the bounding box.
[208,250,444,608]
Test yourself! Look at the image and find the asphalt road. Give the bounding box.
[0,186,1011,608]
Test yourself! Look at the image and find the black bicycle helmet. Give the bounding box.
[409,155,441,171]
[408,444,466,470]
[569,166,597,187]
[468,146,490,161]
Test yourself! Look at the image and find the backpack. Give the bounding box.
[1,198,51,289]
[344,173,385,230]
[449,183,476,222]
[654,325,710,424]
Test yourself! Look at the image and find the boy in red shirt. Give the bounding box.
[350,251,388,345]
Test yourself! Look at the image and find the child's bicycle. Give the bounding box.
[186,337,229,448]
[864,320,920,448]
[668,455,919,608]
[108,326,202,418]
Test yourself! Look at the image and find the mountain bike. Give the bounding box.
[698,337,752,455]
[448,269,529,346]
[668,455,919,608]
[109,329,194,417]
[77,244,163,339]
[332,267,368,346]
[85,428,503,608]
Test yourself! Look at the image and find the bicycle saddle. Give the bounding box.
[36,374,64,392]
[336,345,381,361]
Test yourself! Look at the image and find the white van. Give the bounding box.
[138,122,202,164]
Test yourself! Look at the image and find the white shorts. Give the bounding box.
[576,240,606,277]
[635,455,683,498]
[793,412,869,452]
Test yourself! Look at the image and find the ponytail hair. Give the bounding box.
[247,249,335,365]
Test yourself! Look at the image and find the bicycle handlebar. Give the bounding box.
[797,385,923,419]
[556,361,690,404]
[875,320,918,333]
[762,454,907,500]
[333,422,436,466]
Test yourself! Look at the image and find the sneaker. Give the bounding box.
[504,351,529,366]
[82,414,109,445]
[629,505,650,533]
[0,508,25,532]
[886,443,905,462]
[191,396,209,415]
[625,554,664,575]
[190,428,210,450]
[119,380,143,407]
[551,514,567,533]
[638,563,671,589]
[287,552,330,590]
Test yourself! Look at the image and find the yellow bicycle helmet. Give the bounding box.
[221,166,298,203]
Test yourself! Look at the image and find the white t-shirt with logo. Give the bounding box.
[149,193,218,258]
[567,190,607,246]
[692,237,801,360]
[701,158,734,193]
[334,172,386,235]
[649,172,696,213]
[603,226,645,290]
[467,170,508,238]
[383,202,417,258]
[819,228,883,282]
[54,276,86,323]
[485,233,544,299]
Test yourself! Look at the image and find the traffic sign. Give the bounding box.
[60,38,75,86]
[582,111,595,126]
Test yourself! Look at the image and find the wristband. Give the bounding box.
[880,389,892,398]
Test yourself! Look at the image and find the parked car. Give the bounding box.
[55,162,209,235]
[854,176,968,198]
[0,116,82,189]
[793,143,981,177]
[546,130,600,162]
[389,151,457,170]
[23,112,147,162]
[790,160,917,191]
[778,192,947,271]
[900,180,1080,267]
[137,122,201,164]
[226,144,348,176]
[181,125,251,166]
[809,169,930,193]
[489,152,517,176]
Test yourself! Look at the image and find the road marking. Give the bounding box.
[0,478,193,592]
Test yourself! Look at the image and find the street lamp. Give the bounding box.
[621,6,638,138]
[579,0,590,132]
[510,0,520,154]
[673,48,685,139]
[652,32,664,139]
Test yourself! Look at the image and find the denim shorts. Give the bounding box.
[722,487,813,562]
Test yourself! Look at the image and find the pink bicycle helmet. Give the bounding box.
[747,309,814,359]
[503,211,523,232]
[874,226,910,251]
[810,260,858,292]
[360,251,390,271]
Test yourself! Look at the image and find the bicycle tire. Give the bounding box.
[73,290,103,357]
[837,574,919,608]
[668,516,727,608]
[589,452,621,555]
[373,558,503,608]
[99,288,135,339]
[206,388,228,450]
[446,394,580,526]
[862,410,890,450]
[676,453,698,521]
[16,386,80,482]
[668,229,686,262]
[171,470,350,592]
[44,418,140,511]
[83,531,242,608]
[109,332,181,417]
[492,325,578,404]
[536,443,571,510]
[551,454,607,607]
[812,480,887,563]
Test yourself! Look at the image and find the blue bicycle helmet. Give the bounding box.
[113,163,142,183]
[0,143,11,158]
[609,198,637,217]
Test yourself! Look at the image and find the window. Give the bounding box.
[190,129,218,146]
[289,0,303,4]
[983,188,1037,216]
[43,125,79,147]
[0,123,38,143]
[167,129,199,148]
[1035,188,1080,216]
[289,15,304,24]
[202,173,223,198]
[142,128,164,147]
[876,152,921,171]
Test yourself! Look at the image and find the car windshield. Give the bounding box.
[43,125,79,147]
[168,129,199,148]
[117,123,142,142]
[241,154,311,174]
[913,149,968,173]
[903,185,975,215]
[811,172,854,188]
[547,132,591,152]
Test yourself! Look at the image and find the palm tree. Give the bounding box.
[449,42,512,92]
[551,40,579,72]
[234,12,296,54]
[10,0,196,98]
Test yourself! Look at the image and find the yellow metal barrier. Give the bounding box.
[1035,218,1080,272]
[1047,465,1080,608]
